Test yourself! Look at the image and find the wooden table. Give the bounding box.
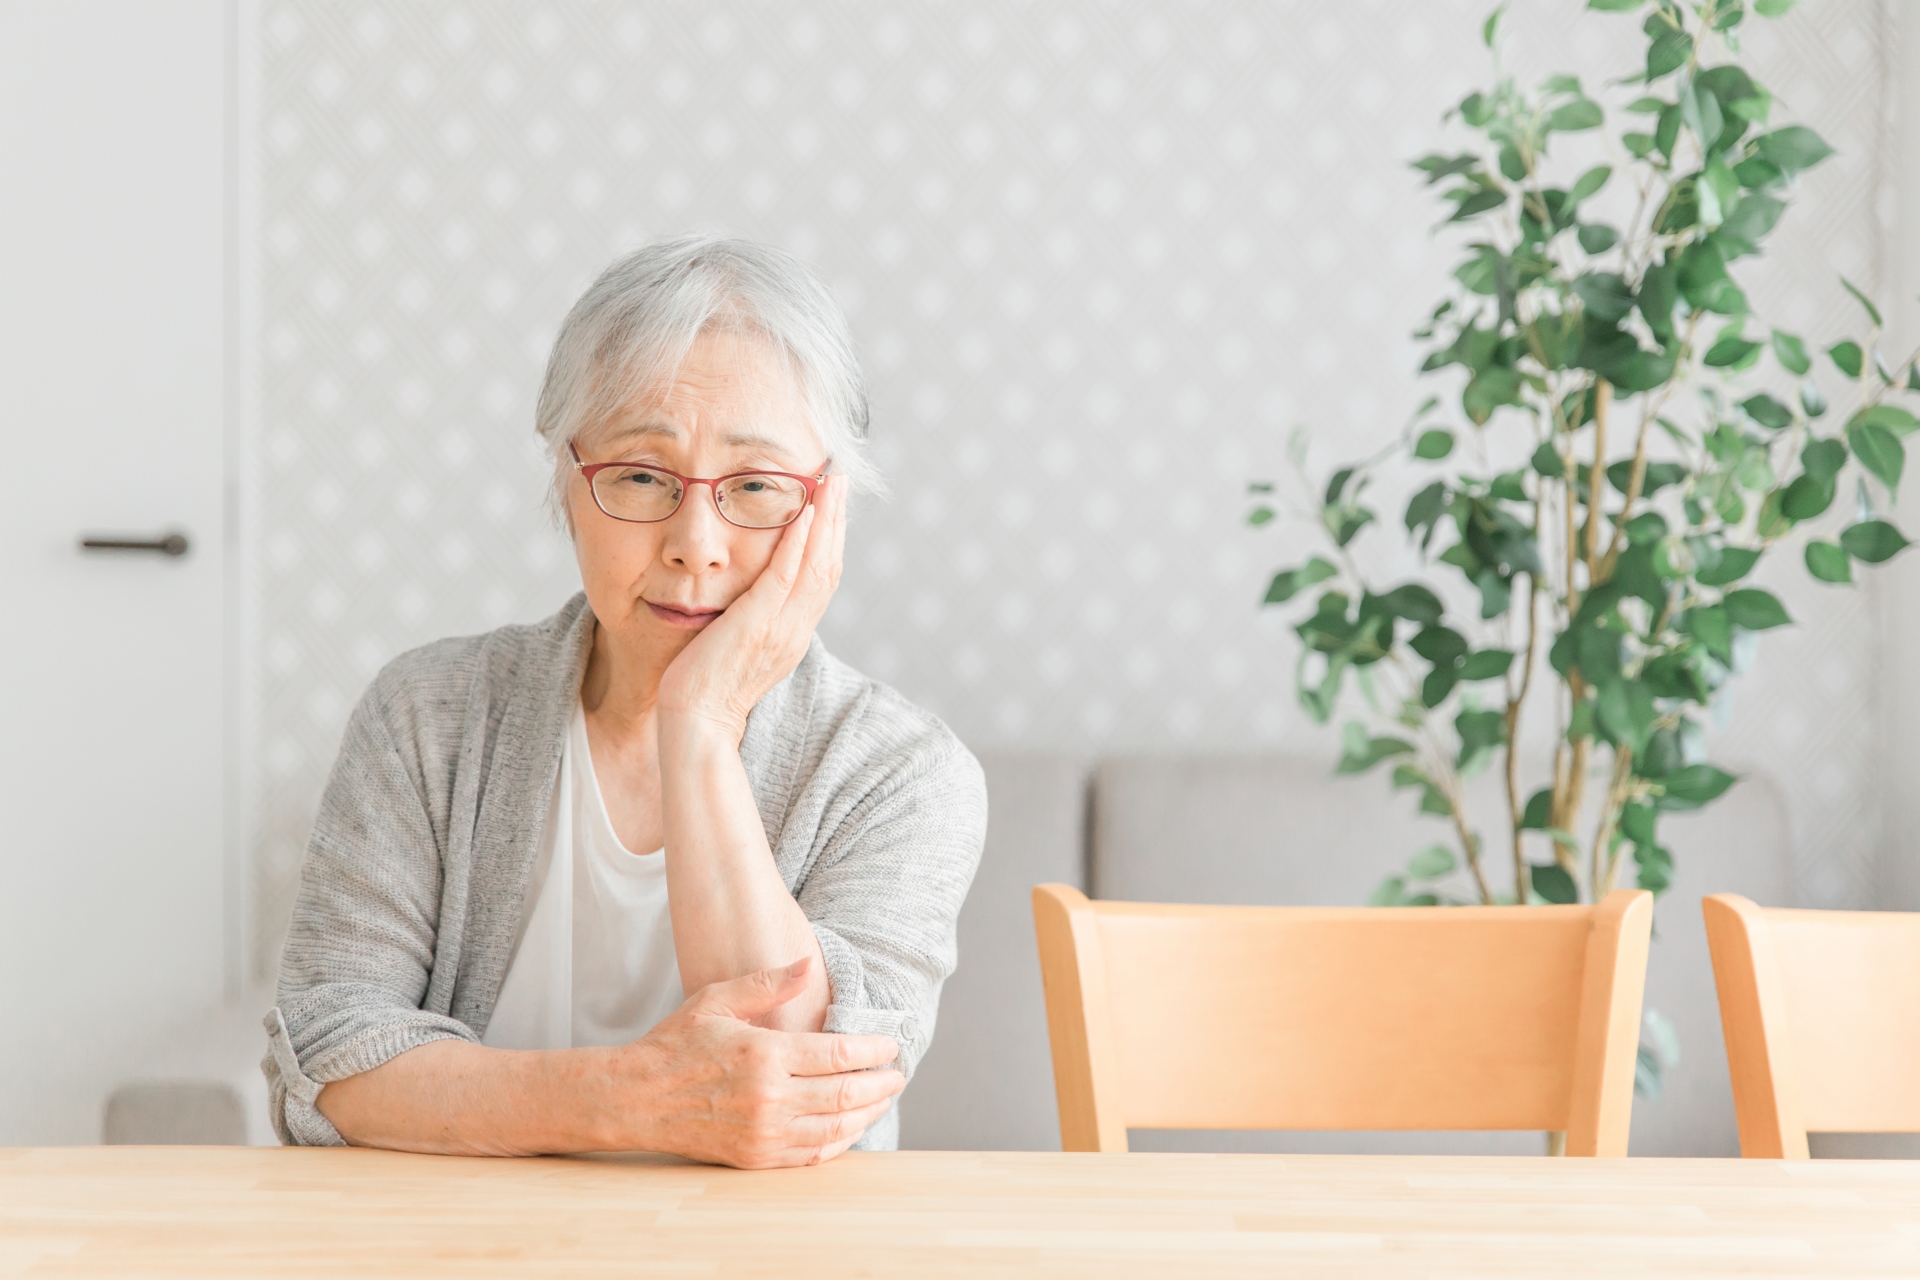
[4,1147,1919,1277]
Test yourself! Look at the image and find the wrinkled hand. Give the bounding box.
[614,957,903,1168]
[658,475,847,740]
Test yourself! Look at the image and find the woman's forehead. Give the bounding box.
[595,331,823,458]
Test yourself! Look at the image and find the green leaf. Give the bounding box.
[1247,506,1275,527]
[1588,0,1644,8]
[1635,843,1675,895]
[1451,188,1508,221]
[1849,419,1905,491]
[1858,404,1920,437]
[1625,512,1669,546]
[1375,583,1444,625]
[1411,625,1468,666]
[1368,876,1408,907]
[1741,393,1793,430]
[1690,605,1733,663]
[1696,547,1760,586]
[1800,381,1828,419]
[1780,474,1836,521]
[1521,788,1553,830]
[1531,863,1578,904]
[1405,480,1448,535]
[1658,763,1737,809]
[1840,519,1911,563]
[1841,277,1884,328]
[1265,557,1338,605]
[1704,336,1760,367]
[1482,3,1505,47]
[1531,442,1566,478]
[1830,340,1865,379]
[1755,0,1797,13]
[1720,194,1786,250]
[1805,539,1853,583]
[1407,844,1456,878]
[1724,587,1791,630]
[1414,429,1455,460]
[1607,460,1687,497]
[1458,649,1514,681]
[1646,28,1693,80]
[1596,679,1657,751]
[1770,330,1811,376]
[1755,125,1835,176]
[1549,99,1604,132]
[1337,721,1417,774]
[1570,165,1612,202]
[1574,272,1635,324]
[1578,223,1619,254]
[1620,801,1657,845]
[1455,707,1507,770]
[1802,437,1848,483]
[1421,666,1460,709]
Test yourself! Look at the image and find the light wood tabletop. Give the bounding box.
[4,1146,1919,1277]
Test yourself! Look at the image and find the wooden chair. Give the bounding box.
[1031,884,1653,1155]
[1703,893,1920,1159]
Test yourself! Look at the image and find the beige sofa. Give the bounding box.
[900,751,1795,1158]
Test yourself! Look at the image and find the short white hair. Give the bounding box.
[533,233,879,517]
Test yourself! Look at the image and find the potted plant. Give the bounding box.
[1249,0,1915,1092]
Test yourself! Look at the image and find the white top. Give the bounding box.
[482,704,684,1051]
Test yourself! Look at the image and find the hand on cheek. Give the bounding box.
[657,475,848,739]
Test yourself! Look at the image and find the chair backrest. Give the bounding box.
[1703,893,1920,1158]
[1032,884,1653,1155]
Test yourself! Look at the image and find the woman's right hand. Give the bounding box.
[612,957,903,1168]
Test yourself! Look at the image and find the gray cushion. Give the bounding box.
[1091,753,1450,906]
[899,752,1086,1151]
[103,1081,247,1145]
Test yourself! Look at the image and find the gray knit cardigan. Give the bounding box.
[263,593,986,1150]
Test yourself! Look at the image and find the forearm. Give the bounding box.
[659,720,829,1030]
[314,1039,624,1156]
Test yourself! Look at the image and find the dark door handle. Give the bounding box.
[79,532,190,557]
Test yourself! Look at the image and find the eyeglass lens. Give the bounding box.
[591,465,810,528]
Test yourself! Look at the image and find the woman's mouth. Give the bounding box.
[646,600,724,628]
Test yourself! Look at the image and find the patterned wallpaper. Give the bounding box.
[251,0,1894,972]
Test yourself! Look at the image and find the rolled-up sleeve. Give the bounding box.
[261,687,478,1146]
[797,737,987,1081]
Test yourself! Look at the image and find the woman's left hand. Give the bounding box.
[657,474,848,741]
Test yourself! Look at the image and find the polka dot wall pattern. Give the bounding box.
[254,0,1894,972]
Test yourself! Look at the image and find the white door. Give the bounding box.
[0,0,230,1144]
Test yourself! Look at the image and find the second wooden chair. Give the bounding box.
[1032,884,1653,1155]
[1703,893,1920,1158]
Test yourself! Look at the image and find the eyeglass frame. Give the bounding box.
[568,441,831,529]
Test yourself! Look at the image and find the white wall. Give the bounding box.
[247,0,1901,971]
[1878,1,1920,910]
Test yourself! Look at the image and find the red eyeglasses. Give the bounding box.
[570,443,828,530]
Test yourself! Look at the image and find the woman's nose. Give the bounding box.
[660,482,730,571]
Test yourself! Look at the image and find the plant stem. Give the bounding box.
[1590,745,1636,897]
[1585,379,1612,583]
[1505,498,1544,905]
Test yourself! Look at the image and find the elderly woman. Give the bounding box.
[263,235,986,1167]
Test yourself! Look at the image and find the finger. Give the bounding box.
[768,502,814,595]
[689,956,813,1023]
[781,475,844,620]
[784,1067,905,1117]
[829,476,848,577]
[781,1095,898,1149]
[779,1030,901,1076]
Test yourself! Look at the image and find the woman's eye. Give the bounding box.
[625,471,660,486]
[738,479,768,492]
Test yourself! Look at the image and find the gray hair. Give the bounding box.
[534,233,879,518]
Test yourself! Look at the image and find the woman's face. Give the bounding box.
[567,328,828,663]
